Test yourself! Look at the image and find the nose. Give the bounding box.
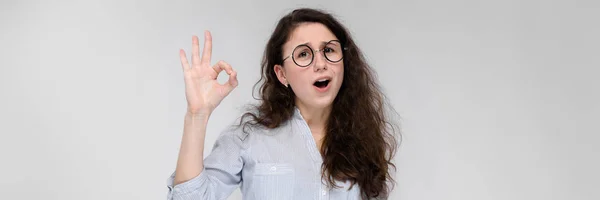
[313,50,327,72]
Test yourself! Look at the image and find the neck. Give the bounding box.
[296,102,331,133]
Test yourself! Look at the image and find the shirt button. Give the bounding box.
[270,166,277,171]
[321,189,327,196]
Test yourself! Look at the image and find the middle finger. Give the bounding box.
[201,31,212,66]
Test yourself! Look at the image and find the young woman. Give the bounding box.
[166,8,400,200]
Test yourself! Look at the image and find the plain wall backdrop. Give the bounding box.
[1,0,599,199]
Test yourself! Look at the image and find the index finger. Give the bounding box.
[201,30,212,65]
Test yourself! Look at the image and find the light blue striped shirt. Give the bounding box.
[166,107,375,200]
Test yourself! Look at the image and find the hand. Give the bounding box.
[179,31,238,115]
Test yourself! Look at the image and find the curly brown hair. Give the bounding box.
[238,8,401,199]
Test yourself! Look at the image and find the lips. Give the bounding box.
[313,76,332,88]
[313,79,330,88]
[312,76,332,92]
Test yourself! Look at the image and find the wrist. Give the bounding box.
[186,109,212,119]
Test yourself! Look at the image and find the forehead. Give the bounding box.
[285,22,338,49]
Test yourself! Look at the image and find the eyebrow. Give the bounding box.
[297,40,336,46]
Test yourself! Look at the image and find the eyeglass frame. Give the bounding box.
[281,40,348,67]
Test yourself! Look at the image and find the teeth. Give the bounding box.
[317,79,329,82]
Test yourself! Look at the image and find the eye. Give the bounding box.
[323,47,335,53]
[297,52,306,58]
[296,49,311,58]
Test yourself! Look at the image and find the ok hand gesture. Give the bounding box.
[179,31,238,115]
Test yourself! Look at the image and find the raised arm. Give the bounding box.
[168,31,240,200]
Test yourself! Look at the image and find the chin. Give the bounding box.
[312,97,336,109]
[296,85,341,109]
[295,96,333,110]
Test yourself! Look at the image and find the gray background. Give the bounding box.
[1,0,599,199]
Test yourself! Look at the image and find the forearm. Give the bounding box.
[173,111,211,185]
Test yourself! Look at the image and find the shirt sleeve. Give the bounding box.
[166,127,248,200]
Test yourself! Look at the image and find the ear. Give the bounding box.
[273,64,288,87]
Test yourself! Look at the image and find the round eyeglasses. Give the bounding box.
[282,40,347,67]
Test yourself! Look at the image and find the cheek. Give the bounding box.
[334,63,344,81]
[287,69,310,86]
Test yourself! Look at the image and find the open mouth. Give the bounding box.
[313,79,331,88]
